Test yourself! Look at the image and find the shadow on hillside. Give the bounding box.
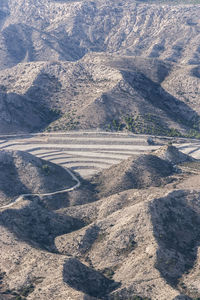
[91,154,175,199]
[63,258,120,299]
[0,199,84,251]
[0,154,30,202]
[122,70,200,129]
[191,66,200,79]
[173,296,191,300]
[2,24,34,63]
[2,22,86,64]
[150,190,200,287]
[25,73,62,103]
[0,89,59,134]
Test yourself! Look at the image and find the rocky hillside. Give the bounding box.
[0,54,200,137]
[0,0,199,136]
[0,0,199,69]
[0,149,76,206]
[0,88,58,134]
[0,147,200,299]
[154,145,195,164]
[91,145,195,198]
[92,153,175,197]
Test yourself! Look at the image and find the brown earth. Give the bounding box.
[0,146,200,299]
[0,149,76,206]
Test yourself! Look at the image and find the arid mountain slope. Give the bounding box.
[0,89,58,134]
[92,153,175,197]
[57,188,200,300]
[0,147,200,299]
[0,0,199,69]
[0,54,200,136]
[91,145,196,198]
[0,0,200,135]
[154,145,195,164]
[0,149,76,206]
[1,175,200,299]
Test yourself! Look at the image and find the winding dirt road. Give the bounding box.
[0,167,80,210]
[0,131,200,210]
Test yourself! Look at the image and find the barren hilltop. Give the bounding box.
[0,0,200,299]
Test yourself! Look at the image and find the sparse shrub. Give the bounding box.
[14,283,35,299]
[116,239,136,256]
[102,267,115,279]
[147,137,154,145]
[95,232,107,243]
[101,266,119,279]
[42,164,50,175]
[106,112,200,140]
[20,284,34,297]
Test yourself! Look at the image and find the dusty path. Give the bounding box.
[0,167,80,210]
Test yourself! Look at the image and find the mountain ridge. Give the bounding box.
[0,0,200,70]
[1,54,200,138]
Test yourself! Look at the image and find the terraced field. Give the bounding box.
[0,131,200,178]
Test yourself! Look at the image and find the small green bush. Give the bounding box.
[42,164,51,175]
